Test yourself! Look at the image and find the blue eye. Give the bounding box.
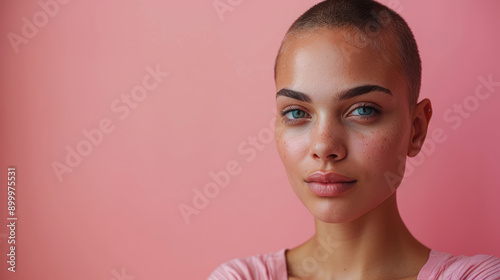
[353,106,374,116]
[280,108,310,124]
[286,109,307,119]
[349,104,381,120]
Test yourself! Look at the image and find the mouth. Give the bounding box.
[305,171,357,197]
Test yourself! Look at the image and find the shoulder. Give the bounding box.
[207,249,288,280]
[419,249,500,280]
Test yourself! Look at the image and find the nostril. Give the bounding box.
[310,135,347,161]
[313,153,338,161]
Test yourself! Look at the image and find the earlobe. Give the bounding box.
[407,99,432,157]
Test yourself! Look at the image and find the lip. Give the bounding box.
[305,171,356,197]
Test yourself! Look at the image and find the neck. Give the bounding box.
[290,193,430,279]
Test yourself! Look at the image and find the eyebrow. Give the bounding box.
[275,85,392,102]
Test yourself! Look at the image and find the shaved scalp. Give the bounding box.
[274,0,421,105]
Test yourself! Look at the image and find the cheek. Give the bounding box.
[351,121,409,178]
[275,128,310,171]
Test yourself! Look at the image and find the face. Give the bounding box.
[275,27,417,223]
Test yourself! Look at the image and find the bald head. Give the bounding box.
[274,0,421,105]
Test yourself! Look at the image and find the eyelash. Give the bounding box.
[350,103,381,120]
[279,103,381,124]
[279,107,310,125]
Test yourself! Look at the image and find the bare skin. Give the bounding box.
[274,27,433,280]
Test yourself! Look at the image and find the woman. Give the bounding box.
[208,0,500,279]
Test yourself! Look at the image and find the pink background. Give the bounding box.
[1,0,499,279]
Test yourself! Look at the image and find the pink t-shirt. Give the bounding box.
[208,249,500,279]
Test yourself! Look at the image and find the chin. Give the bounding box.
[306,199,363,224]
[312,211,361,224]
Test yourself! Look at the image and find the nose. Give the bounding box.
[309,119,347,162]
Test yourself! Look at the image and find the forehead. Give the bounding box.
[276,27,406,99]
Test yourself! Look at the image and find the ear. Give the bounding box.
[407,98,432,157]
